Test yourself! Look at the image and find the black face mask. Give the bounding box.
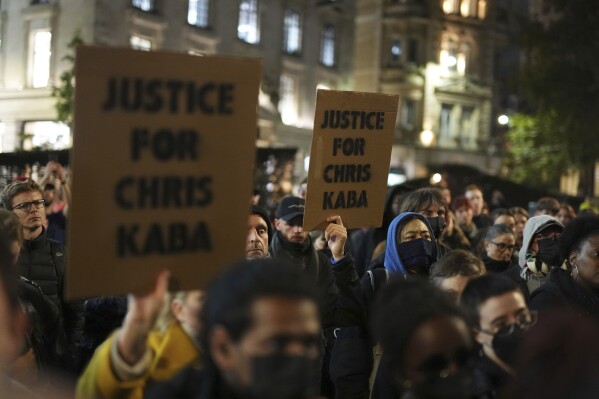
[536,237,564,267]
[398,238,435,275]
[242,354,321,399]
[426,217,446,239]
[411,370,473,399]
[492,325,526,366]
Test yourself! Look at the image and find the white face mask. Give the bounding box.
[525,251,550,276]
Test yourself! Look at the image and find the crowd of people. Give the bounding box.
[0,161,598,398]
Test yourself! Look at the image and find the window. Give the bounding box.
[402,99,415,128]
[132,0,154,12]
[408,38,419,63]
[130,35,152,51]
[188,0,210,28]
[283,9,302,54]
[439,104,453,143]
[478,0,486,19]
[442,0,458,14]
[279,74,298,125]
[30,30,52,88]
[238,0,260,44]
[320,25,335,67]
[460,106,475,147]
[391,40,402,62]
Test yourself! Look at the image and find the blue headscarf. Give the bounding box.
[384,212,436,275]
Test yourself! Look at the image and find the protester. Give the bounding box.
[535,196,560,217]
[76,271,204,399]
[529,214,599,319]
[246,205,272,259]
[503,215,565,301]
[461,274,537,398]
[143,258,323,399]
[1,180,82,373]
[503,310,599,399]
[38,161,70,245]
[481,224,516,273]
[489,208,516,233]
[454,195,477,244]
[556,203,576,226]
[430,249,486,302]
[465,184,491,228]
[0,209,65,385]
[509,206,529,249]
[371,278,475,399]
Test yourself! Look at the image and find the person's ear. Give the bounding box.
[274,218,282,231]
[568,252,578,271]
[171,298,184,323]
[210,326,236,371]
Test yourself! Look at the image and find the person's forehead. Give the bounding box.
[466,189,482,198]
[402,218,428,232]
[495,215,515,223]
[248,214,267,228]
[492,233,515,243]
[12,190,42,202]
[248,296,320,336]
[478,291,526,324]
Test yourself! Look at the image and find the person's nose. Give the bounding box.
[247,228,258,242]
[294,225,303,233]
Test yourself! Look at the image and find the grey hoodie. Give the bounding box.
[518,215,565,267]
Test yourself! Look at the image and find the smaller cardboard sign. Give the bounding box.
[303,90,399,231]
[67,46,261,299]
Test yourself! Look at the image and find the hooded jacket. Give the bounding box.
[383,212,437,275]
[518,215,564,267]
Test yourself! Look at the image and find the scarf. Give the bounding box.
[269,232,319,282]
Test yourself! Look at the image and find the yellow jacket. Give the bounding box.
[76,323,201,399]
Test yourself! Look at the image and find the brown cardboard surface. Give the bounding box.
[67,46,261,299]
[303,90,399,231]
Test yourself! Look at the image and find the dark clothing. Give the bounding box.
[46,210,67,244]
[530,268,599,320]
[473,214,492,229]
[144,365,233,399]
[17,228,64,309]
[502,265,532,303]
[16,228,83,374]
[472,352,512,399]
[482,254,513,274]
[270,232,364,328]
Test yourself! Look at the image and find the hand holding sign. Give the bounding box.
[324,215,347,261]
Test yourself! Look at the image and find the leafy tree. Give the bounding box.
[51,31,84,128]
[507,0,599,193]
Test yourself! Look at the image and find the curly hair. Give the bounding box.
[558,214,599,265]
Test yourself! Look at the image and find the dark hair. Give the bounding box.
[490,208,514,224]
[1,180,44,210]
[0,230,20,312]
[558,214,599,266]
[430,249,486,285]
[371,278,467,373]
[0,209,22,245]
[201,258,319,356]
[398,188,447,215]
[484,223,515,242]
[536,197,560,216]
[509,206,529,219]
[460,274,521,328]
[452,195,472,211]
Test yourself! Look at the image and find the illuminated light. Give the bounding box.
[316,83,331,91]
[420,129,434,147]
[457,53,466,75]
[430,173,442,185]
[304,156,310,172]
[388,173,407,186]
[498,114,509,125]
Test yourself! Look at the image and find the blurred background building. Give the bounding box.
[0,0,532,192]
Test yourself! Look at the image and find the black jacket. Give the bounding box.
[472,352,512,399]
[270,232,364,329]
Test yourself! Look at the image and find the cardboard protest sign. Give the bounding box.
[67,46,261,298]
[303,90,399,231]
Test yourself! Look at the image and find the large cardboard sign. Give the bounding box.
[303,90,399,231]
[67,46,261,298]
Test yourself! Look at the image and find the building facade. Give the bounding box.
[0,0,355,169]
[354,0,527,178]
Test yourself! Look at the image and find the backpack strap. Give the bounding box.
[48,240,65,301]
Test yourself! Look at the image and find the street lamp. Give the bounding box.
[497,114,509,125]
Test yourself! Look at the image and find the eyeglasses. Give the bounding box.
[12,199,45,212]
[479,310,538,337]
[490,241,516,252]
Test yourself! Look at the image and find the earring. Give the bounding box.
[571,264,579,281]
